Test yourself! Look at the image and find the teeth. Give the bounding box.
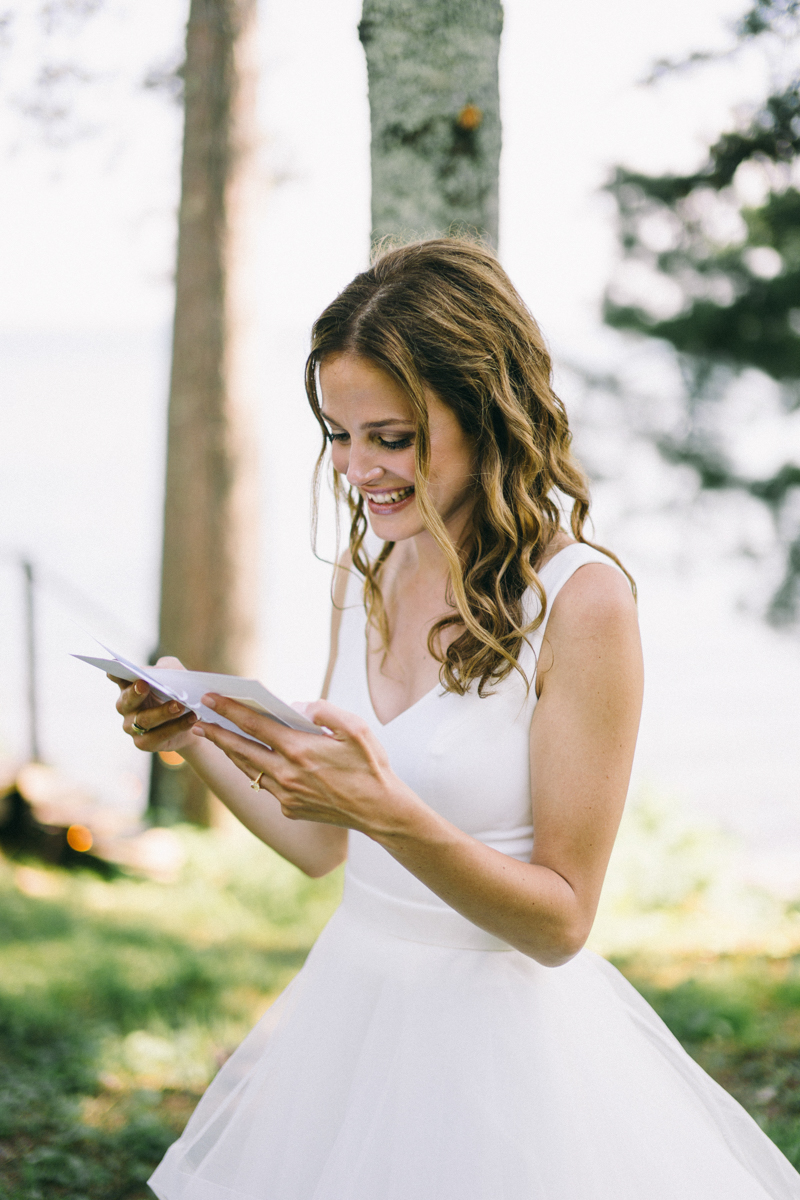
[369,486,414,504]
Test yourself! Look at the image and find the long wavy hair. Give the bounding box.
[305,236,632,696]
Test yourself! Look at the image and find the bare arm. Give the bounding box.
[181,739,347,876]
[321,551,352,700]
[180,556,352,873]
[190,563,643,965]
[372,564,643,963]
[113,555,353,877]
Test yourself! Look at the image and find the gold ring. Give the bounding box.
[131,720,146,736]
[250,771,264,791]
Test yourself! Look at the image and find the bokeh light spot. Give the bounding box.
[457,104,482,130]
[159,750,185,768]
[67,824,93,852]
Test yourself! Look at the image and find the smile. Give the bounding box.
[364,485,416,512]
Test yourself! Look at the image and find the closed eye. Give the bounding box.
[325,430,414,451]
[378,435,414,450]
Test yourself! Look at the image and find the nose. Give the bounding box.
[346,456,384,488]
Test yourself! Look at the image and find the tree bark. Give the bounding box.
[359,0,503,247]
[153,0,260,826]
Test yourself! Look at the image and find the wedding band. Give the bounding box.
[250,771,264,791]
[131,720,147,735]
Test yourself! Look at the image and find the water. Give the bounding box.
[1,0,798,888]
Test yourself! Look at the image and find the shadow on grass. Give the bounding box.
[0,910,309,1198]
[0,831,339,1199]
[615,954,800,1169]
[3,832,799,1196]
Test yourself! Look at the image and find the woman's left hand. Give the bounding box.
[191,696,418,835]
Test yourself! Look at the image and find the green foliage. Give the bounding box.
[0,992,97,1095]
[617,953,800,1167]
[740,0,800,40]
[628,974,756,1044]
[5,1092,175,1200]
[604,8,800,620]
[767,1116,800,1166]
[606,128,800,383]
[2,825,799,1189]
[0,828,342,1199]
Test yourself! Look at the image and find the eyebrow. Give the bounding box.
[321,412,415,430]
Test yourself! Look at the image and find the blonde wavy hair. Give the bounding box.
[305,237,631,696]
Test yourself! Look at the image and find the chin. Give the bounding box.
[367,512,423,541]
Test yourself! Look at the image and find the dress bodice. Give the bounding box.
[153,543,800,1200]
[327,543,623,949]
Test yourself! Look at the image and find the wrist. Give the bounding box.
[366,779,445,849]
[178,734,215,768]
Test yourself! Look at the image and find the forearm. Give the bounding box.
[180,738,347,877]
[372,798,586,966]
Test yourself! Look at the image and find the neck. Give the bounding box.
[391,506,473,590]
[398,531,450,583]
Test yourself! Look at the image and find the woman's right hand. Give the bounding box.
[112,656,199,754]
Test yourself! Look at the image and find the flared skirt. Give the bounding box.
[149,904,800,1200]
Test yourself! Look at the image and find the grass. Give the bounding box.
[0,826,342,1199]
[613,952,800,1168]
[1,804,799,1197]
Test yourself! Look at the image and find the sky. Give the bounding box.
[1,0,799,878]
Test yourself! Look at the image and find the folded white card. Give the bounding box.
[73,644,323,741]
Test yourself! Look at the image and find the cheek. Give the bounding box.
[330,443,349,475]
[395,448,417,482]
[429,436,475,498]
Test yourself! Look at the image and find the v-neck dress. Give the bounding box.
[149,543,800,1200]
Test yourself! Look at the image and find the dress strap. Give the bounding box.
[333,543,626,692]
[522,542,627,658]
[538,541,625,602]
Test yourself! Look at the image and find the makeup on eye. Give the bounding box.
[323,426,416,451]
[378,434,415,450]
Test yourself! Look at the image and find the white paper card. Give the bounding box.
[73,645,323,742]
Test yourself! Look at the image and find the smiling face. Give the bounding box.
[318,353,477,546]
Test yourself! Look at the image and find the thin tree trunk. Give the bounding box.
[359,0,503,247]
[153,0,260,826]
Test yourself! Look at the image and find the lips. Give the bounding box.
[364,485,416,513]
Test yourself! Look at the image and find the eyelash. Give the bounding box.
[326,432,414,451]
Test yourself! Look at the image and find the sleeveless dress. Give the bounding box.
[149,543,800,1200]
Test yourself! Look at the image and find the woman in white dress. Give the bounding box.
[116,238,799,1199]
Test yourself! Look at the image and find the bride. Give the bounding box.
[115,238,798,1198]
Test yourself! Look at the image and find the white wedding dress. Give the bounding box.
[149,543,800,1199]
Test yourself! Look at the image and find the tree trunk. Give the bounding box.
[359,0,503,247]
[152,0,260,826]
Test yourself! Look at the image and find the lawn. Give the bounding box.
[1,814,799,1198]
[0,827,342,1199]
[614,951,800,1167]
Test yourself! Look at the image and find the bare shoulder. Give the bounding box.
[549,561,638,639]
[537,562,641,694]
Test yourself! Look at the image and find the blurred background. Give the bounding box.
[2,1,800,1194]
[2,0,798,874]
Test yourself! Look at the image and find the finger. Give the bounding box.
[191,720,288,792]
[115,679,151,715]
[155,655,185,669]
[127,709,197,747]
[200,694,299,753]
[224,746,285,793]
[125,698,187,734]
[302,699,369,741]
[192,718,278,764]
